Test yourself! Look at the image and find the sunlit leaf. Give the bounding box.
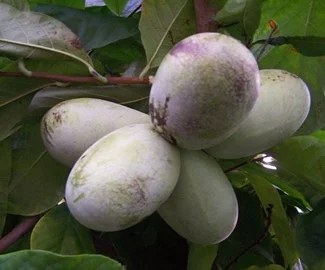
[0,250,124,269]
[139,0,196,74]
[31,204,95,255]
[187,242,217,270]
[33,4,139,50]
[249,174,299,268]
[104,0,128,16]
[8,123,69,215]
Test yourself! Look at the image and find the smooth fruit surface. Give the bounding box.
[65,123,181,232]
[41,98,150,167]
[149,32,260,150]
[206,69,311,159]
[158,149,238,244]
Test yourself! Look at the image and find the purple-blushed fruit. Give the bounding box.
[149,32,260,150]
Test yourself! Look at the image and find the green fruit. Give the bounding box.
[65,123,181,232]
[41,98,150,167]
[158,150,238,244]
[206,69,311,159]
[149,32,260,150]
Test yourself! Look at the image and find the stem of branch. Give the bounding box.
[224,157,264,173]
[0,215,42,253]
[194,0,218,33]
[223,204,274,270]
[0,71,151,85]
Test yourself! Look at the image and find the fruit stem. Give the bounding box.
[194,0,219,32]
[0,215,42,253]
[0,71,151,85]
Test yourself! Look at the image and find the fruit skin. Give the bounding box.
[65,123,181,232]
[206,69,311,159]
[40,98,150,167]
[158,149,238,244]
[149,32,260,150]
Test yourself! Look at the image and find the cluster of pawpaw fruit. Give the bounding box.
[40,32,310,245]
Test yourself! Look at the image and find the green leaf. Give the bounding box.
[0,3,93,68]
[216,191,274,270]
[8,123,69,215]
[139,0,196,73]
[31,204,95,255]
[0,250,124,269]
[29,0,85,9]
[269,36,325,57]
[253,0,325,134]
[32,4,139,51]
[244,265,286,270]
[215,0,261,42]
[0,137,11,235]
[187,242,217,270]
[104,0,128,16]
[296,198,325,270]
[268,136,325,198]
[249,174,299,268]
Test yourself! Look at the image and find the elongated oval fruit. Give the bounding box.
[41,98,150,167]
[65,123,181,232]
[149,32,260,150]
[158,150,238,244]
[206,69,311,159]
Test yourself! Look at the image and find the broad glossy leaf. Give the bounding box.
[187,243,217,270]
[253,0,325,134]
[216,191,274,270]
[32,4,139,50]
[31,204,95,255]
[139,0,196,73]
[269,36,325,57]
[0,250,124,269]
[104,0,128,16]
[215,0,261,42]
[245,265,286,270]
[8,123,69,215]
[296,198,325,270]
[249,174,299,268]
[0,138,11,235]
[0,3,92,67]
[268,136,325,198]
[29,0,85,9]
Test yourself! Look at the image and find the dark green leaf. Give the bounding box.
[296,198,325,270]
[269,36,325,57]
[249,175,299,268]
[32,4,139,50]
[0,250,124,269]
[187,243,217,270]
[139,0,196,71]
[268,136,325,199]
[29,0,85,9]
[253,0,325,134]
[216,191,274,270]
[104,0,128,16]
[0,137,11,235]
[215,0,261,42]
[8,123,69,215]
[31,204,95,255]
[244,265,286,270]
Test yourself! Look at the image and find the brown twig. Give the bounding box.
[223,204,274,270]
[0,71,151,85]
[0,215,42,253]
[224,157,265,173]
[194,0,219,33]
